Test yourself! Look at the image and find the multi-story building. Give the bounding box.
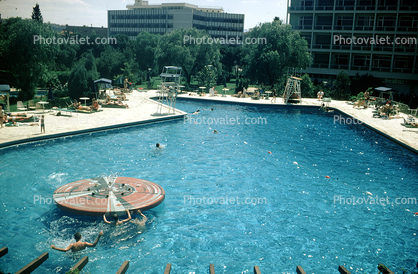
[287,0,418,93]
[108,0,244,41]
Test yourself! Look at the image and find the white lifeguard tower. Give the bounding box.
[154,66,182,115]
[283,68,302,104]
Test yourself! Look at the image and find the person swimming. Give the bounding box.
[130,210,148,231]
[193,110,200,114]
[51,231,103,252]
[103,209,131,226]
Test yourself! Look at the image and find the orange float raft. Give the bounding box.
[53,177,165,216]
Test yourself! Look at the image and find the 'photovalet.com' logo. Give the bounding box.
[184,115,267,126]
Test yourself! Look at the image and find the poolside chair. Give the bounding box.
[35,102,44,112]
[28,100,36,111]
[17,101,27,111]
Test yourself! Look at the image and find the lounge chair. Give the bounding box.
[28,100,36,111]
[17,101,27,111]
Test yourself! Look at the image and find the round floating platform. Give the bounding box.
[53,177,165,216]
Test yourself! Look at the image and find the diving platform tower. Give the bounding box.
[283,68,302,104]
[154,66,183,115]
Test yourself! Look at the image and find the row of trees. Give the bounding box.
[0,4,313,101]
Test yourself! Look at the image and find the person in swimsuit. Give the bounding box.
[130,210,148,230]
[51,231,103,252]
[40,115,45,133]
[103,209,131,226]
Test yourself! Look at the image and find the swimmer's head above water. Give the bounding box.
[112,214,119,222]
[74,232,81,241]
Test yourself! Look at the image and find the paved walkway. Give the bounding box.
[0,91,416,153]
[0,90,186,147]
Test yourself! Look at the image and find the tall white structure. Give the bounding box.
[154,66,183,116]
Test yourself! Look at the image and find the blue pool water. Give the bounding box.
[1,99,417,274]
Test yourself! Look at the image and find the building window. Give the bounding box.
[376,16,396,30]
[335,16,353,30]
[352,55,371,68]
[298,16,313,29]
[373,55,391,68]
[314,53,329,66]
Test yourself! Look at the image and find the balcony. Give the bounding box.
[392,67,413,73]
[375,26,396,31]
[312,44,331,49]
[334,25,353,30]
[350,65,370,71]
[310,63,330,68]
[288,6,314,11]
[372,45,394,52]
[314,25,332,30]
[394,47,417,53]
[293,25,313,30]
[377,5,398,10]
[397,27,418,32]
[392,68,413,73]
[315,6,334,11]
[371,66,391,72]
[352,45,372,51]
[354,26,374,31]
[330,64,349,69]
[356,5,376,10]
[399,5,418,10]
[332,44,352,50]
[335,6,355,10]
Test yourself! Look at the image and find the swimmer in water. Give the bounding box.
[156,143,160,148]
[193,110,200,114]
[51,231,103,252]
[130,210,148,230]
[212,129,218,133]
[103,209,131,226]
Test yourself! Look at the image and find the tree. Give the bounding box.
[244,19,311,89]
[154,28,221,85]
[132,32,160,72]
[300,74,315,98]
[32,3,43,23]
[333,71,351,99]
[0,18,57,100]
[68,64,89,100]
[68,51,99,99]
[96,45,125,80]
[219,45,244,82]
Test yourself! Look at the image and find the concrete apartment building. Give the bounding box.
[287,0,418,93]
[108,0,244,41]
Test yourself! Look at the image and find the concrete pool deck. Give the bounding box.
[0,90,186,148]
[0,90,417,153]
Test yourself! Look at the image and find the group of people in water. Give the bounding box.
[51,209,147,253]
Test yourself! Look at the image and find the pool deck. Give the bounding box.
[0,91,187,148]
[0,91,417,153]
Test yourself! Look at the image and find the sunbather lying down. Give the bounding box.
[6,122,38,127]
[103,96,128,108]
[402,118,418,127]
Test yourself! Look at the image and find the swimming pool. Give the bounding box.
[1,99,417,274]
